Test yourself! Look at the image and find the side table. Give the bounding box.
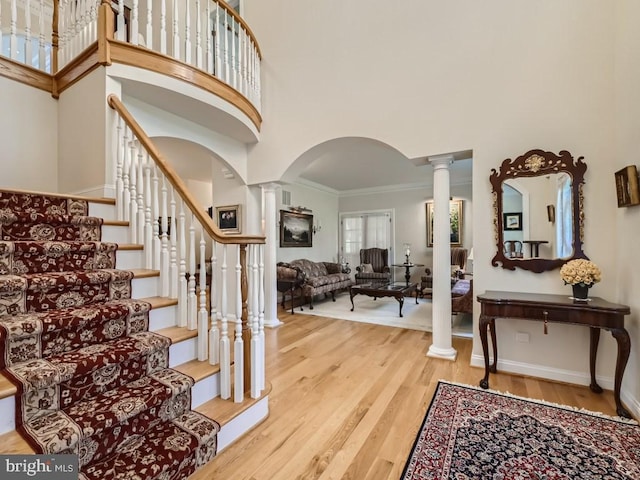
[277,279,303,315]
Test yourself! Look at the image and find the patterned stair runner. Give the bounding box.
[0,190,219,477]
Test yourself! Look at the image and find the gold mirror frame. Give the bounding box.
[490,149,588,273]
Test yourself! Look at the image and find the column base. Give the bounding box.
[264,317,284,328]
[427,345,458,361]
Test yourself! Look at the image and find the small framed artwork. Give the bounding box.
[280,210,313,247]
[215,204,241,234]
[426,199,463,247]
[614,165,640,207]
[503,212,523,231]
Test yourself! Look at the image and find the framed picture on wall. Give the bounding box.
[426,200,463,247]
[280,210,313,247]
[215,204,241,234]
[503,212,523,231]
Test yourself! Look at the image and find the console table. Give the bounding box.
[477,291,632,418]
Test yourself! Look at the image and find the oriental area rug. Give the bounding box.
[402,381,640,480]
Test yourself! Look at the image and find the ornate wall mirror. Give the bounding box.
[490,149,587,273]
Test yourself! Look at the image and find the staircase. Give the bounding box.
[0,189,267,478]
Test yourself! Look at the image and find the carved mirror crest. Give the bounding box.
[490,149,587,273]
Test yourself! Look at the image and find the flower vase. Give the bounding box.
[572,284,590,301]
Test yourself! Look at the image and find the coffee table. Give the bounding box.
[349,282,418,317]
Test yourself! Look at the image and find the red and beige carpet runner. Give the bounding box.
[402,381,640,479]
[0,190,219,479]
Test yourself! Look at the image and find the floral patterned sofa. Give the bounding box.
[277,259,352,310]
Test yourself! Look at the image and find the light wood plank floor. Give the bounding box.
[192,308,619,480]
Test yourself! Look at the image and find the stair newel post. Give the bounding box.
[234,244,246,402]
[115,116,124,220]
[178,199,187,327]
[169,189,178,298]
[198,226,208,360]
[250,244,260,398]
[172,0,179,59]
[160,176,170,298]
[184,0,191,63]
[258,244,265,391]
[122,126,131,222]
[128,137,138,243]
[209,239,219,365]
[136,145,145,245]
[159,0,166,53]
[143,153,153,269]
[187,213,197,330]
[206,0,212,74]
[195,0,202,68]
[130,0,139,45]
[219,244,230,399]
[115,0,124,40]
[151,164,161,271]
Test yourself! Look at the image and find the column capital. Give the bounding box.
[428,154,454,168]
[260,182,282,193]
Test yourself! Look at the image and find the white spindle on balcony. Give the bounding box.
[172,0,179,59]
[131,0,139,46]
[184,0,191,63]
[195,0,202,68]
[160,0,166,53]
[10,0,17,59]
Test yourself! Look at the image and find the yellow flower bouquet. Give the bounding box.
[560,259,602,287]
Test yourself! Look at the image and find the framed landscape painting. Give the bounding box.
[280,210,313,247]
[426,200,463,247]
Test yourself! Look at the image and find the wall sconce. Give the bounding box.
[313,219,322,234]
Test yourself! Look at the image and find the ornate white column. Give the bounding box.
[427,155,457,361]
[261,183,283,328]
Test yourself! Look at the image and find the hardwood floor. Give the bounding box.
[192,308,619,480]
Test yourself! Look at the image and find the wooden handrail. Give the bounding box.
[107,94,265,246]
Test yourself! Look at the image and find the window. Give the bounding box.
[340,210,392,268]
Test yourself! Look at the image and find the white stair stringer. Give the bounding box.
[215,396,270,452]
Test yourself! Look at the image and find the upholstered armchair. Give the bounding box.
[451,279,473,315]
[354,248,391,284]
[420,247,468,297]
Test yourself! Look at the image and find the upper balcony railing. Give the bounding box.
[1,0,261,118]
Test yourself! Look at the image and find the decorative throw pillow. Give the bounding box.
[361,263,374,273]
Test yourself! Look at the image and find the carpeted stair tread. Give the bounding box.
[0,298,152,369]
[78,410,220,480]
[21,368,194,458]
[0,191,90,216]
[0,240,118,275]
[0,269,134,313]
[0,212,103,241]
[5,331,170,396]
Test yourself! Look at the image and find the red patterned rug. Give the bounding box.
[402,381,640,479]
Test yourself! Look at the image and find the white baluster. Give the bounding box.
[169,190,178,298]
[188,214,197,330]
[258,244,265,391]
[10,0,18,60]
[152,165,161,271]
[198,227,208,360]
[129,140,138,243]
[250,244,260,398]
[131,0,139,45]
[38,0,47,71]
[234,246,244,402]
[219,245,230,399]
[116,0,125,41]
[223,9,229,84]
[195,0,202,68]
[172,0,179,59]
[178,200,187,327]
[115,116,124,220]
[160,177,170,297]
[136,147,145,245]
[206,0,212,74]
[209,239,219,365]
[144,153,153,269]
[0,1,4,57]
[231,18,236,89]
[25,0,32,65]
[256,50,261,111]
[89,0,98,44]
[57,1,65,66]
[122,127,131,222]
[184,0,191,64]
[160,0,166,54]
[146,0,153,49]
[214,3,220,76]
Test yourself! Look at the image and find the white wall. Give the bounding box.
[245,0,625,395]
[614,0,640,415]
[0,77,58,191]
